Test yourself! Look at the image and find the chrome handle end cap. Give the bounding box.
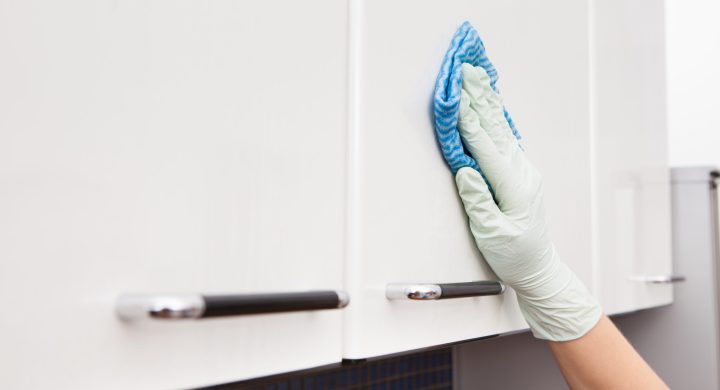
[336,290,350,308]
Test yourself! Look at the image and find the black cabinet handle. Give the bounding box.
[385,281,505,300]
[116,290,349,320]
[631,275,686,284]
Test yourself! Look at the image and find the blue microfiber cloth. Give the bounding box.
[433,21,521,174]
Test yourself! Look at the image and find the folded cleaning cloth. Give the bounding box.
[434,21,520,174]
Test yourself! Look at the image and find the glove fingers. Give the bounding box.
[458,89,509,193]
[457,90,501,167]
[461,63,517,154]
[460,63,529,211]
[481,77,523,156]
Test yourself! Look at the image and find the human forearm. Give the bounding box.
[548,315,668,390]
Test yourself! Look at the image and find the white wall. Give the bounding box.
[666,0,720,167]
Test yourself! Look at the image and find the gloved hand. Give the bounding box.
[455,63,602,341]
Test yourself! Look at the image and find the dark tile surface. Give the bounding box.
[202,348,453,390]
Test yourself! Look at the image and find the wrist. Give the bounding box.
[511,253,603,341]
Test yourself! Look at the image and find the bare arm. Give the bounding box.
[548,315,668,390]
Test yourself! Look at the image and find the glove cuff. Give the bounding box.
[515,261,603,342]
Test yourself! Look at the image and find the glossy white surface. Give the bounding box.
[344,0,593,359]
[0,0,347,388]
[665,0,720,168]
[591,0,673,314]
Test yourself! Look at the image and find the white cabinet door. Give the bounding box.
[592,0,673,314]
[0,1,347,388]
[344,0,593,359]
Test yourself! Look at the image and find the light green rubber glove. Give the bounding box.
[455,63,602,341]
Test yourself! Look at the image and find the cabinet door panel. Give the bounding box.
[344,0,592,358]
[0,1,346,388]
[593,0,673,314]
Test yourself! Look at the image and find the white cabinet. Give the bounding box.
[0,0,347,388]
[343,0,593,359]
[0,0,675,385]
[592,0,674,314]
